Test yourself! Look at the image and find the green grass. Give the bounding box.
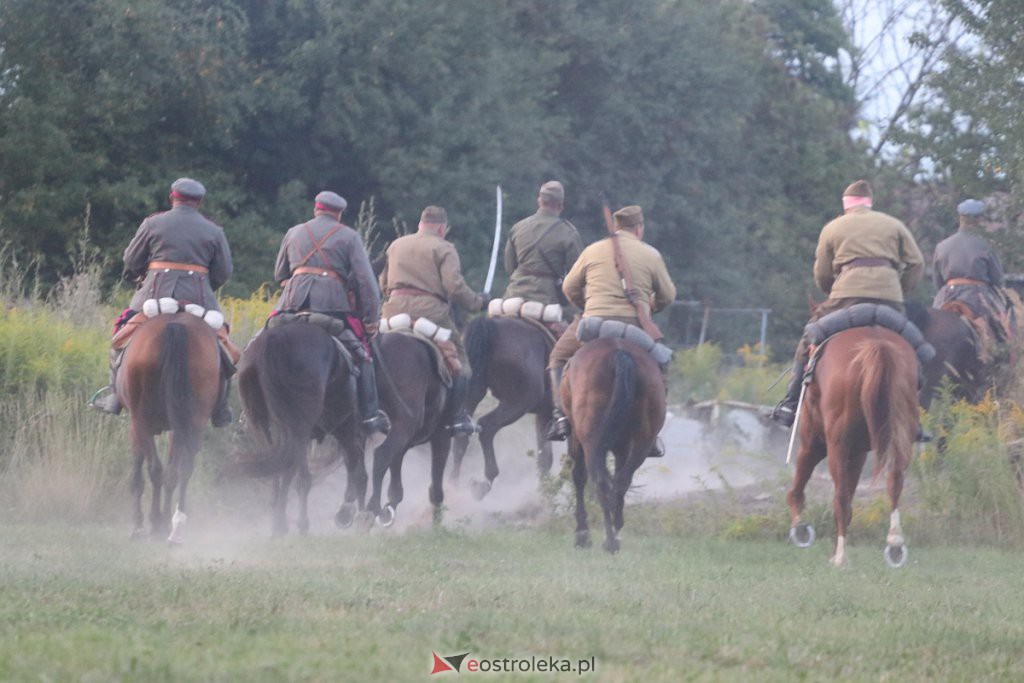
[2,521,1024,682]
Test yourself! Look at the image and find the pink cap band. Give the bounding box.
[843,195,872,211]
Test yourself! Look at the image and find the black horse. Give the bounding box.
[451,316,555,499]
[231,322,366,536]
[352,331,453,528]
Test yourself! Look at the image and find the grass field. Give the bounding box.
[2,517,1024,682]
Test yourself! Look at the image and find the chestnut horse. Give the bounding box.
[564,337,666,553]
[120,313,221,543]
[787,326,919,568]
[451,316,555,499]
[355,331,452,528]
[232,322,365,536]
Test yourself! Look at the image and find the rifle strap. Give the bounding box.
[609,232,662,340]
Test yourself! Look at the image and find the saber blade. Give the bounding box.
[483,185,502,294]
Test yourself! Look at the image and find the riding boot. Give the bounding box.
[90,348,124,415]
[210,343,237,428]
[771,359,805,428]
[447,372,477,435]
[356,359,390,435]
[546,365,570,441]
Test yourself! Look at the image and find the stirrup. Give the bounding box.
[546,415,570,441]
[915,425,933,443]
[89,387,122,415]
[646,437,665,458]
[362,411,391,435]
[211,405,233,428]
[770,402,796,428]
[448,417,479,436]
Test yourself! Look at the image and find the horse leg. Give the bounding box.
[611,445,645,534]
[295,450,313,536]
[470,400,526,500]
[129,425,154,540]
[570,436,590,548]
[367,431,403,518]
[335,434,367,529]
[272,456,298,538]
[534,414,553,477]
[450,433,470,483]
[885,454,909,568]
[787,435,826,547]
[828,441,866,568]
[428,431,451,526]
[167,433,198,545]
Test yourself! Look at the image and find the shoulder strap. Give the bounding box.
[609,233,663,340]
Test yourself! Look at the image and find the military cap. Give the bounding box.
[314,190,347,212]
[420,205,448,224]
[613,205,644,229]
[538,180,565,202]
[170,177,206,200]
[843,180,872,198]
[957,198,985,217]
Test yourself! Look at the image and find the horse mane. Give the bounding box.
[904,299,929,331]
[464,316,496,381]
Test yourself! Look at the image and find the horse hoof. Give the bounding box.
[470,479,492,501]
[335,503,357,529]
[376,504,396,528]
[575,530,591,549]
[884,543,908,569]
[789,523,816,548]
[602,538,620,554]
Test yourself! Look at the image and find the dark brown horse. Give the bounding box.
[119,313,221,543]
[787,326,919,568]
[564,337,666,554]
[357,331,452,528]
[233,322,365,536]
[905,300,985,408]
[451,316,555,499]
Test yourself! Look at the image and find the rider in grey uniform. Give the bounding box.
[273,191,389,434]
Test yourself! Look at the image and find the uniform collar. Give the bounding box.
[538,208,560,218]
[614,229,641,241]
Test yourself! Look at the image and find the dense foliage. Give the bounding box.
[0,0,864,354]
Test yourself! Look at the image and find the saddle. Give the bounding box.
[379,314,456,385]
[111,297,241,366]
[265,310,361,373]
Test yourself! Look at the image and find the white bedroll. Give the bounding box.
[487,296,562,324]
[140,297,224,331]
[378,313,453,343]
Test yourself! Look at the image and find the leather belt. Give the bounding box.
[389,286,447,302]
[293,265,344,282]
[946,277,986,287]
[840,257,892,272]
[148,261,209,274]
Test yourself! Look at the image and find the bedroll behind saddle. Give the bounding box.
[267,311,366,368]
[112,298,240,365]
[379,314,457,384]
[576,316,673,366]
[804,303,935,365]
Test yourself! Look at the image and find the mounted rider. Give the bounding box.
[503,180,583,309]
[932,198,1012,346]
[378,205,489,435]
[91,178,235,426]
[771,179,925,427]
[547,205,677,441]
[273,190,390,435]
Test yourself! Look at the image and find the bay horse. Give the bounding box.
[231,322,365,536]
[355,331,451,528]
[120,313,221,543]
[787,326,919,568]
[563,337,665,554]
[451,316,555,499]
[905,300,985,408]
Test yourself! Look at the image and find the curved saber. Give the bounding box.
[483,185,502,295]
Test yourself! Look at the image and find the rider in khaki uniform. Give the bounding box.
[379,206,488,434]
[273,191,389,434]
[92,178,234,426]
[772,179,925,426]
[503,180,583,306]
[547,205,676,440]
[932,199,1010,343]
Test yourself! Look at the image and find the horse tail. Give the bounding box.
[595,349,637,457]
[855,339,915,479]
[232,331,331,478]
[464,316,496,385]
[159,322,194,436]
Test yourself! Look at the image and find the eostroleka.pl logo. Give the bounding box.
[430,651,596,676]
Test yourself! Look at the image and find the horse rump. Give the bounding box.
[851,338,917,479]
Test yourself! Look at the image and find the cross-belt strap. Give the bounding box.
[295,221,344,271]
[148,261,209,274]
[292,265,344,282]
